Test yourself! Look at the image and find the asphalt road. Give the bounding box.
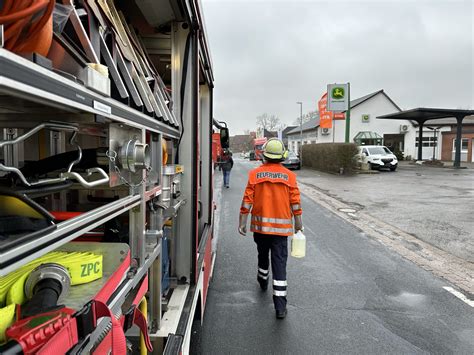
[296,162,474,262]
[194,158,474,355]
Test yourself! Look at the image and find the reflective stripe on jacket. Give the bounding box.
[240,162,302,236]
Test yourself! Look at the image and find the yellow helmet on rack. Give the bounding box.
[262,138,288,160]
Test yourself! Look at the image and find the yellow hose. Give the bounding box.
[0,251,103,342]
[139,296,148,355]
[162,138,168,165]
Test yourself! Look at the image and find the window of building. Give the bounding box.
[452,138,469,152]
[415,136,437,147]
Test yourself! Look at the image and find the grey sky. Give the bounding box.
[201,0,473,135]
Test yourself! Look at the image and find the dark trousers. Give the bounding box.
[253,233,288,311]
[223,170,231,186]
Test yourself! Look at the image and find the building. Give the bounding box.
[286,118,319,153]
[286,90,411,155]
[230,132,255,153]
[410,116,474,162]
[281,125,297,147]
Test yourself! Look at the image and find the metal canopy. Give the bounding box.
[378,108,474,168]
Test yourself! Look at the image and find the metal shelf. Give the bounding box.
[0,194,141,276]
[0,49,180,138]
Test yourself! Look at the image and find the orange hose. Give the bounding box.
[0,0,55,56]
[29,0,54,34]
[0,0,47,23]
[0,0,13,16]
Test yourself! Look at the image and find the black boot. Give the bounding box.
[257,277,268,291]
[276,309,287,319]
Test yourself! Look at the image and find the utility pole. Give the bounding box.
[296,101,303,165]
[344,82,351,143]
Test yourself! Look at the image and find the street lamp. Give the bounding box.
[296,102,303,164]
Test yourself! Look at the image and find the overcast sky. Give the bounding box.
[201,0,473,134]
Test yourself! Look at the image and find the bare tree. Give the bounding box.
[292,110,318,126]
[243,129,251,135]
[256,113,281,131]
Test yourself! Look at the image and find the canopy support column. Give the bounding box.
[453,115,465,168]
[417,120,425,161]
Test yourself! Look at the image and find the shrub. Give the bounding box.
[301,143,358,175]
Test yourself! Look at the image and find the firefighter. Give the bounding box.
[238,138,303,319]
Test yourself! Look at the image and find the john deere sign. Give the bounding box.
[327,83,349,113]
[331,87,345,99]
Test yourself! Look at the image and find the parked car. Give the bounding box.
[282,151,301,170]
[357,145,398,171]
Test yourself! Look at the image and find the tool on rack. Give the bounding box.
[0,123,110,188]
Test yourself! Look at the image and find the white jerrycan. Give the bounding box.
[291,230,306,258]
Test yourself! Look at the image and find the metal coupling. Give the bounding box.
[24,263,71,302]
[119,139,151,172]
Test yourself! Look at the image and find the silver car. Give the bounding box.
[282,151,301,170]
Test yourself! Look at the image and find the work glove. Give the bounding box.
[294,215,303,232]
[238,213,248,236]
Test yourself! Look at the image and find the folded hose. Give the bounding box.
[0,0,55,56]
[0,251,103,343]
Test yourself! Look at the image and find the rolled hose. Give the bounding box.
[0,251,103,343]
[0,0,55,56]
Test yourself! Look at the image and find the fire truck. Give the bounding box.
[0,0,225,353]
[253,137,267,161]
[212,132,222,165]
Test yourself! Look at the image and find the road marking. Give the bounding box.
[443,286,474,307]
[304,225,315,235]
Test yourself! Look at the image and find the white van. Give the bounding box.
[357,145,398,171]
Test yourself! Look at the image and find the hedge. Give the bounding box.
[301,143,358,175]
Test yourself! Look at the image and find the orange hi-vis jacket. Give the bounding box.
[240,162,302,236]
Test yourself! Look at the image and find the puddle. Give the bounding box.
[338,208,357,213]
[388,292,426,307]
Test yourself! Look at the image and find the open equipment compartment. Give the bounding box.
[0,0,222,353]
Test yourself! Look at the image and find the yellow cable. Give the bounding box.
[139,296,148,355]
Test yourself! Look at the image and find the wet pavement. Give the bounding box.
[296,161,474,262]
[193,159,474,354]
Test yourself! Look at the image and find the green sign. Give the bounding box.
[362,114,370,122]
[331,87,345,100]
[327,83,349,112]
